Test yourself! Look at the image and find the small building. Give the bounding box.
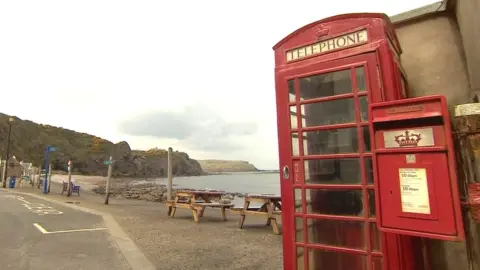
[5,156,23,178]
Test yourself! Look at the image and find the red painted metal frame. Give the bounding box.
[280,53,381,270]
[273,13,425,270]
[368,95,465,241]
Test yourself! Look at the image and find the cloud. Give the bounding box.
[118,104,258,153]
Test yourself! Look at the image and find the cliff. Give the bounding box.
[0,113,204,177]
[197,159,258,173]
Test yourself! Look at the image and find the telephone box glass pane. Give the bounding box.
[290,106,298,129]
[304,159,361,184]
[297,247,305,270]
[308,249,367,270]
[306,189,363,216]
[292,133,300,156]
[356,67,366,92]
[294,189,302,212]
[299,69,352,100]
[372,257,383,270]
[303,128,358,155]
[359,96,368,122]
[306,218,365,249]
[370,223,382,252]
[362,126,371,152]
[365,158,374,184]
[289,80,296,102]
[296,217,304,242]
[301,98,355,126]
[368,189,376,217]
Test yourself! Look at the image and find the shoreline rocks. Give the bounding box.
[91,182,244,204]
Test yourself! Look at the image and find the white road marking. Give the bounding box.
[33,223,49,234]
[3,195,63,215]
[33,223,107,234]
[23,203,63,215]
[16,197,31,204]
[4,195,28,203]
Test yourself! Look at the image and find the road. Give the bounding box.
[0,191,131,270]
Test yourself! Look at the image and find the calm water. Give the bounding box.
[154,172,281,194]
[146,172,281,207]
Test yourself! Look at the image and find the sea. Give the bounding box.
[138,172,281,207]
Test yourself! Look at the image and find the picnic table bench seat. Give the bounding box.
[229,206,262,213]
[235,194,282,235]
[193,202,233,221]
[166,199,189,205]
[230,207,282,217]
[192,202,234,208]
[167,190,232,222]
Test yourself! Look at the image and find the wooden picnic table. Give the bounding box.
[230,194,282,234]
[166,189,233,222]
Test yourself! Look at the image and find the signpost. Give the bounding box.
[43,145,56,194]
[67,160,72,197]
[104,156,114,205]
[1,160,6,189]
[167,147,173,201]
[47,164,52,193]
[167,147,173,216]
[104,160,113,166]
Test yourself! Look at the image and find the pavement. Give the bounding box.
[1,183,284,270]
[0,191,131,270]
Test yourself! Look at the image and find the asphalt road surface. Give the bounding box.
[0,191,130,270]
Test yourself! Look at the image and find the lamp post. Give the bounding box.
[3,117,14,188]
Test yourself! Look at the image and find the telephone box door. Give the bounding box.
[277,53,395,270]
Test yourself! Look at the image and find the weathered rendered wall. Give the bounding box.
[396,13,470,110]
[395,13,470,270]
[455,0,480,97]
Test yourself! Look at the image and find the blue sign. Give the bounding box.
[47,146,56,152]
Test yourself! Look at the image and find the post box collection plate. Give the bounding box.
[369,95,465,241]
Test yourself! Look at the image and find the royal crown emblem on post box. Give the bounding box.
[394,131,422,147]
[383,128,434,148]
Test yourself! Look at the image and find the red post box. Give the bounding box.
[369,95,465,241]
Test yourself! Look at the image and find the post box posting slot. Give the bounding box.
[369,95,464,241]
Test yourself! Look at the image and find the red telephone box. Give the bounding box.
[273,13,423,270]
[369,95,465,241]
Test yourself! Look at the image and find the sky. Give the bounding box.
[0,0,440,169]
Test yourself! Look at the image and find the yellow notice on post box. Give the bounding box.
[398,168,431,214]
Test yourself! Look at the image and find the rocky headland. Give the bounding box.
[0,113,203,178]
[197,159,258,173]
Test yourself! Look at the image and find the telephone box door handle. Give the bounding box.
[282,165,290,179]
